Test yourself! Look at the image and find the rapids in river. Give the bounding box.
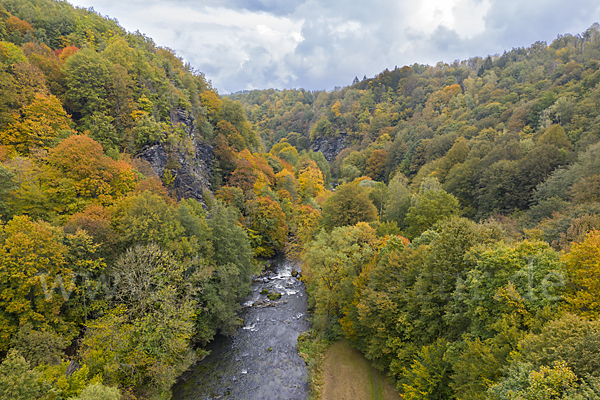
[172,255,311,400]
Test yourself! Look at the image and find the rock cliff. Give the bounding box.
[136,109,213,204]
[309,133,347,162]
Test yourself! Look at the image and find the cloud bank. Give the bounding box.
[68,0,600,93]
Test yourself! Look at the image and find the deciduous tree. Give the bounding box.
[563,230,600,316]
[0,216,75,350]
[1,92,72,154]
[321,183,377,230]
[404,178,459,239]
[246,196,289,257]
[303,223,379,328]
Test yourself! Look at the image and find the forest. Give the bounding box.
[1,0,600,399]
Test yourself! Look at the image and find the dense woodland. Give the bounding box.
[1,0,600,399]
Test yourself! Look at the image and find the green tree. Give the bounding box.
[64,48,111,121]
[10,323,69,367]
[321,183,377,230]
[488,361,586,400]
[195,202,255,340]
[538,124,570,150]
[410,217,489,343]
[72,383,122,400]
[341,151,367,181]
[443,158,480,217]
[450,338,502,400]
[306,150,331,185]
[518,313,600,378]
[404,178,459,239]
[515,145,565,208]
[83,112,121,154]
[452,240,565,339]
[218,98,261,151]
[339,235,416,371]
[303,223,379,328]
[401,339,454,400]
[477,160,520,217]
[384,136,408,179]
[385,173,412,227]
[246,196,289,258]
[82,244,197,398]
[309,117,332,140]
[112,191,185,251]
[0,350,49,400]
[534,142,600,204]
[130,113,165,149]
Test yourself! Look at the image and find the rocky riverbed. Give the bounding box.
[172,255,310,400]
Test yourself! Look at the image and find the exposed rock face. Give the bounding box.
[136,109,213,204]
[310,133,347,162]
[65,360,81,377]
[171,109,196,138]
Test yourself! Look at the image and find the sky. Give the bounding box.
[67,0,600,94]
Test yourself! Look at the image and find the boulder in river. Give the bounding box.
[267,292,282,300]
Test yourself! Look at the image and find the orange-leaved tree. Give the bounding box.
[365,149,387,181]
[275,168,298,201]
[46,134,137,204]
[230,149,275,196]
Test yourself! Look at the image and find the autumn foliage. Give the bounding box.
[4,2,600,399]
[564,230,600,316]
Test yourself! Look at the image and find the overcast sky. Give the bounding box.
[67,0,600,93]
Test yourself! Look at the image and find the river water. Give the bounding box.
[172,255,311,400]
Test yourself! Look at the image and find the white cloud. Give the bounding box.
[104,4,306,91]
[330,20,363,37]
[452,0,492,38]
[67,0,600,92]
[408,0,456,34]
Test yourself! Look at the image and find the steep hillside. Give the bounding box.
[231,24,600,221]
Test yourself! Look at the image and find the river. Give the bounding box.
[172,255,311,400]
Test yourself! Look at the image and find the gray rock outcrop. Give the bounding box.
[309,133,347,162]
[136,109,213,204]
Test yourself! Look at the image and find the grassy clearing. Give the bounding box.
[321,341,401,400]
[298,333,401,400]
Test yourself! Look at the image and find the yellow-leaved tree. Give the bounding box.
[0,216,75,350]
[297,159,324,200]
[1,93,73,154]
[564,229,600,316]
